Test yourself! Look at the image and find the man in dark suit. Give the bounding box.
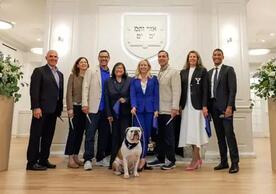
[26,50,64,171]
[208,48,239,173]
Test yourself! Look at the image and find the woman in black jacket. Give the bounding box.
[104,62,132,168]
[178,50,209,171]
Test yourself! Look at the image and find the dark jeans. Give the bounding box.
[210,101,239,164]
[83,111,111,162]
[64,105,86,155]
[27,113,57,165]
[155,114,176,163]
[109,114,131,166]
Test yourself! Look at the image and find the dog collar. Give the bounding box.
[124,139,138,150]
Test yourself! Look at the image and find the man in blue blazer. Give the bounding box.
[26,50,64,170]
[82,50,111,170]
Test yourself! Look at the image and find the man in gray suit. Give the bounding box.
[148,50,181,170]
[208,48,239,174]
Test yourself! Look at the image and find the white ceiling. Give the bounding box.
[247,0,276,51]
[0,0,275,54]
[0,0,45,51]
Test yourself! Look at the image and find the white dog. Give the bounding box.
[112,127,142,178]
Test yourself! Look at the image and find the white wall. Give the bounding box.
[29,0,253,158]
[95,6,196,73]
[0,38,43,136]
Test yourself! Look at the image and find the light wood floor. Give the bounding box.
[0,138,276,194]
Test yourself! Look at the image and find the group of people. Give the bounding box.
[26,48,240,174]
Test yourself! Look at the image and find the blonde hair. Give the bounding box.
[135,59,152,79]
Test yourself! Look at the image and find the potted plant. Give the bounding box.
[0,51,26,171]
[251,57,276,171]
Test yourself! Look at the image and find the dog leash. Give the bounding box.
[132,114,144,132]
[132,114,146,157]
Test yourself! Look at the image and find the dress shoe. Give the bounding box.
[26,163,47,171]
[39,160,56,169]
[214,163,229,170]
[229,163,239,174]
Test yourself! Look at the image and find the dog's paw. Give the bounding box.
[114,171,122,176]
[124,174,130,179]
[134,172,139,177]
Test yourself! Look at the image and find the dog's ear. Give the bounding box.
[138,127,143,133]
[125,127,130,136]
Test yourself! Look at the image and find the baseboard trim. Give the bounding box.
[205,151,256,160]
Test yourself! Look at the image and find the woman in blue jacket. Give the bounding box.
[130,59,159,170]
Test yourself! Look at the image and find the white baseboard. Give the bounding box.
[205,151,256,161]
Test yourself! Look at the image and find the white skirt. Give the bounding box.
[178,101,209,148]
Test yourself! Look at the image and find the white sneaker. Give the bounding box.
[84,160,92,170]
[96,157,109,167]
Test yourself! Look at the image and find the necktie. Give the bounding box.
[213,67,218,98]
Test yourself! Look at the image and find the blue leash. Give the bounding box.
[132,114,146,157]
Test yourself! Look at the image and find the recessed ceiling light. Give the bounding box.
[0,19,14,30]
[270,33,275,37]
[261,39,266,43]
[248,49,270,56]
[30,48,43,55]
[36,38,42,42]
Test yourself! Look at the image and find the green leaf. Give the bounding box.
[0,53,27,102]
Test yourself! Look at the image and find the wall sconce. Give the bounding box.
[221,25,239,58]
[51,24,71,57]
[227,37,232,44]
[58,36,64,42]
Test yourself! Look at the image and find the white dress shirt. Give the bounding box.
[211,63,223,98]
[141,80,147,94]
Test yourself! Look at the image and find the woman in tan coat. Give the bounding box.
[65,57,89,168]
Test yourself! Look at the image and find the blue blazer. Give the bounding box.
[130,76,159,113]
